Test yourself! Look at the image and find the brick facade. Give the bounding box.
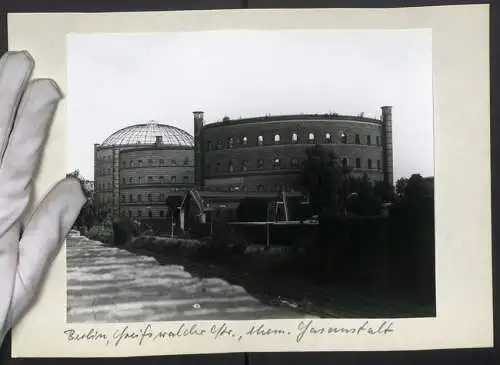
[199,114,390,192]
[94,107,393,221]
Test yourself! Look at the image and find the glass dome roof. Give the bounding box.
[101,122,194,147]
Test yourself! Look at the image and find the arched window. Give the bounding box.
[138,160,143,167]
[171,176,176,183]
[241,160,248,172]
[340,132,347,144]
[274,134,280,144]
[257,159,264,169]
[368,159,372,169]
[355,134,360,144]
[342,158,348,169]
[356,158,361,168]
[148,176,153,182]
[129,161,134,168]
[159,176,164,183]
[257,135,264,146]
[308,133,315,143]
[325,133,331,143]
[242,136,248,145]
[366,135,372,145]
[273,157,281,168]
[292,133,298,143]
[138,176,143,184]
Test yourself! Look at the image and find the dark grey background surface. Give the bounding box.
[0,0,497,364]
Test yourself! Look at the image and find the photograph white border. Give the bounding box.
[8,5,492,358]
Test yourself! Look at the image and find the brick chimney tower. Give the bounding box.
[193,111,204,188]
[381,106,394,185]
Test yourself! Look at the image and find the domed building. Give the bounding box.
[95,107,394,228]
[93,122,194,223]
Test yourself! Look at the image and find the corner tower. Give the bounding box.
[193,111,204,188]
[381,106,394,185]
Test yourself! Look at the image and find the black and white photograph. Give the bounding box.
[65,29,435,323]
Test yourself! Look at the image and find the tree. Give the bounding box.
[405,174,432,202]
[296,145,345,214]
[374,180,395,203]
[66,170,97,229]
[345,174,383,216]
[395,177,409,200]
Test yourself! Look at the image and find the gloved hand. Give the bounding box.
[0,51,86,346]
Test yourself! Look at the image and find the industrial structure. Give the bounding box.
[93,106,393,229]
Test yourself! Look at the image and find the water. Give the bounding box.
[66,237,309,323]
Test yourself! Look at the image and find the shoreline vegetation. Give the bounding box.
[73,146,435,319]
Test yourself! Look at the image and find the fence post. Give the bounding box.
[266,223,270,249]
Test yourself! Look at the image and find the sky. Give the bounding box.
[66,29,434,182]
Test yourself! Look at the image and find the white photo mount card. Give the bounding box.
[7,5,492,358]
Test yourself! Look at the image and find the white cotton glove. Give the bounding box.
[0,51,86,346]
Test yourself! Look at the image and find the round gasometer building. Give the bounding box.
[193,106,393,194]
[93,122,195,221]
[94,106,393,224]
